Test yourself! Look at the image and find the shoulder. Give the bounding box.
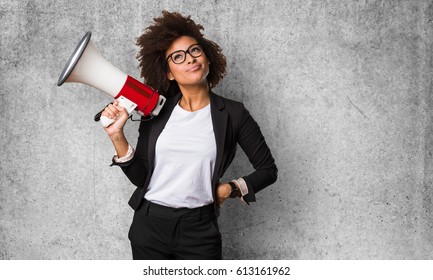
[210,92,249,115]
[210,92,254,134]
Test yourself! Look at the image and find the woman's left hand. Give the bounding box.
[216,183,231,207]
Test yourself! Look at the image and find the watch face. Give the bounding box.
[229,182,241,198]
[230,190,240,198]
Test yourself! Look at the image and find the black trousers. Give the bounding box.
[128,199,222,260]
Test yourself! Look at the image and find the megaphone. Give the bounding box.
[57,32,166,127]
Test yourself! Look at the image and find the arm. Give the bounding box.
[115,119,151,187]
[236,104,278,203]
[102,100,130,157]
[217,103,278,206]
[103,100,149,187]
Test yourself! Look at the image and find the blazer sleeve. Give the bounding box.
[110,120,151,188]
[236,103,278,202]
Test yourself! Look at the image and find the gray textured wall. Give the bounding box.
[1,0,433,259]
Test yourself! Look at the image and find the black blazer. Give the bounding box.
[113,91,278,213]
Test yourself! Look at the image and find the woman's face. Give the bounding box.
[165,36,210,88]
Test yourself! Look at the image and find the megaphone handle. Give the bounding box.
[98,96,137,128]
[94,102,114,127]
[94,102,113,122]
[100,116,115,128]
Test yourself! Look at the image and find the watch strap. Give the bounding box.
[228,181,241,198]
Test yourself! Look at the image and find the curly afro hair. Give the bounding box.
[136,11,227,97]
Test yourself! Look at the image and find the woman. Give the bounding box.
[101,11,277,260]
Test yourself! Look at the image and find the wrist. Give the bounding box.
[228,181,241,198]
[109,133,129,158]
[113,144,134,162]
[109,131,126,143]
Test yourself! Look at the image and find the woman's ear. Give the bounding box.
[166,71,174,81]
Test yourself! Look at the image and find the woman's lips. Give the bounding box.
[187,64,202,72]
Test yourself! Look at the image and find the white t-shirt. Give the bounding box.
[144,103,216,208]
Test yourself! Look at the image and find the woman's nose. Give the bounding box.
[185,53,196,64]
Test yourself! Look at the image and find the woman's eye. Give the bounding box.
[173,54,183,61]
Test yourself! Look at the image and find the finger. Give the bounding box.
[115,105,127,113]
[114,105,127,117]
[107,103,120,113]
[103,107,114,119]
[104,106,118,119]
[112,107,129,122]
[111,104,128,119]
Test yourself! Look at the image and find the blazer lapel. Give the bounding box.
[210,92,228,184]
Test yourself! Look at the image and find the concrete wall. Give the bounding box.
[1,0,433,259]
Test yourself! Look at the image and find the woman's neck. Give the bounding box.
[178,84,210,112]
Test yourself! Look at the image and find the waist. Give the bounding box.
[140,199,215,218]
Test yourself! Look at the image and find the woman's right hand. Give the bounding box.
[101,99,129,138]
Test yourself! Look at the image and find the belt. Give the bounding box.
[140,199,214,218]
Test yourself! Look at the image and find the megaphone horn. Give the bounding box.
[57,32,166,127]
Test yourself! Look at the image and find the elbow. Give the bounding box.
[128,176,146,188]
[121,165,148,188]
[269,164,278,184]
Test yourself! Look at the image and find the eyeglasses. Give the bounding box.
[166,44,204,64]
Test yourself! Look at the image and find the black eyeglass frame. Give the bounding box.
[166,44,204,65]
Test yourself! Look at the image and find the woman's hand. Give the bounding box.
[101,100,129,138]
[216,183,231,207]
[101,100,130,158]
